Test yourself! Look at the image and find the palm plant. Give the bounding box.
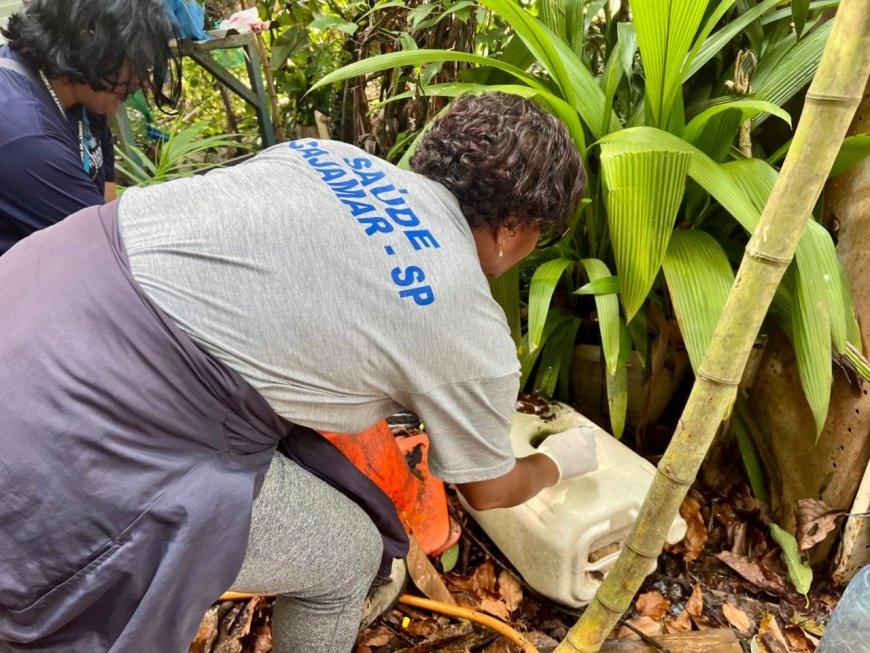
[115,118,253,187]
[311,0,870,441]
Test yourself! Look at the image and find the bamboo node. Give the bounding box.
[596,592,633,615]
[657,464,694,487]
[625,539,665,559]
[696,369,741,386]
[805,91,863,106]
[745,245,792,265]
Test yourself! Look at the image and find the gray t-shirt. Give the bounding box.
[118,139,520,483]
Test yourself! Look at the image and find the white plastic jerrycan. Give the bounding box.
[459,401,687,608]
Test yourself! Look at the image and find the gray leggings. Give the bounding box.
[230,453,383,653]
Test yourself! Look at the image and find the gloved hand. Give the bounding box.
[537,426,598,482]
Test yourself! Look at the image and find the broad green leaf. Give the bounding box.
[309,16,358,34]
[563,0,586,57]
[627,311,649,371]
[606,319,632,439]
[478,0,576,108]
[682,0,736,78]
[802,222,849,353]
[733,405,768,503]
[519,309,576,386]
[617,21,638,82]
[662,230,734,372]
[490,265,521,351]
[846,343,870,381]
[792,0,811,38]
[399,32,417,51]
[575,275,619,296]
[752,22,833,127]
[600,144,692,320]
[528,258,575,351]
[685,0,780,80]
[793,239,834,436]
[684,100,792,145]
[770,523,813,598]
[270,26,308,70]
[723,160,840,433]
[598,129,853,433]
[479,0,617,138]
[736,0,764,52]
[309,50,548,95]
[535,316,581,397]
[830,134,870,178]
[557,317,582,399]
[409,3,437,29]
[631,0,708,129]
[601,47,624,134]
[584,0,606,42]
[580,259,620,375]
[839,265,862,346]
[548,28,619,137]
[440,543,459,573]
[598,127,763,232]
[760,0,840,25]
[690,108,745,162]
[723,160,845,418]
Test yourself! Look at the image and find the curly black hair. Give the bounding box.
[410,92,586,233]
[2,0,181,109]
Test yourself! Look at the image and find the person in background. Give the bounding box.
[0,92,594,652]
[0,0,180,255]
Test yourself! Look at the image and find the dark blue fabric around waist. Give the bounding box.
[0,202,407,651]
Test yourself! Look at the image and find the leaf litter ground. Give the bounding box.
[189,417,844,653]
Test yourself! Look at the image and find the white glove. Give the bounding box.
[537,426,598,482]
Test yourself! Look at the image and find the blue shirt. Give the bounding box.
[0,46,115,255]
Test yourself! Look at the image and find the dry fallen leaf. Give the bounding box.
[472,559,499,594]
[685,583,715,629]
[757,613,790,653]
[795,498,844,552]
[405,618,438,638]
[498,570,523,613]
[723,602,752,634]
[616,616,664,639]
[407,534,457,605]
[636,591,670,620]
[680,496,709,562]
[784,624,819,652]
[664,609,692,633]
[790,614,827,637]
[685,584,703,617]
[213,597,262,653]
[250,623,272,653]
[716,551,789,595]
[482,639,520,653]
[479,594,511,621]
[358,625,394,647]
[189,605,219,653]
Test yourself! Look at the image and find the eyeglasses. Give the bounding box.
[536,225,571,250]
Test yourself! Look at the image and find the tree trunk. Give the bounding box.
[826,77,870,582]
[554,3,870,651]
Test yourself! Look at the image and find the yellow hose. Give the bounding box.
[218,592,540,653]
[398,594,540,653]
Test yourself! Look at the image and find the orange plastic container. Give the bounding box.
[321,420,460,556]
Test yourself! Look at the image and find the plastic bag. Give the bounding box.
[163,0,208,40]
[218,8,269,34]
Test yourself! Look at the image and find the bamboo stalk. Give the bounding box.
[555,2,870,651]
